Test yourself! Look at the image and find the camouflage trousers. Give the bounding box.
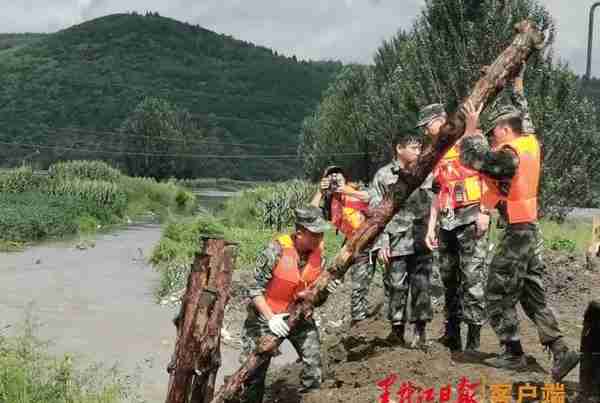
[438,222,487,325]
[383,252,433,325]
[350,254,375,322]
[487,223,562,345]
[239,308,322,403]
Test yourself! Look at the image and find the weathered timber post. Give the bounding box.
[165,237,236,403]
[578,300,600,402]
[210,20,545,403]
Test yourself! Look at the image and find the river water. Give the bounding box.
[0,190,297,403]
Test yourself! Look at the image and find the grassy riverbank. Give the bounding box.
[0,161,196,250]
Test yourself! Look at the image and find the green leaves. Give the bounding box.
[301,0,599,219]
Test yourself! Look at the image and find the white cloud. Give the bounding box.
[0,0,597,76]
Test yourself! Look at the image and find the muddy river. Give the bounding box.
[0,221,296,403]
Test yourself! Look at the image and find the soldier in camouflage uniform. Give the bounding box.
[417,104,488,352]
[370,133,434,349]
[240,206,336,403]
[311,166,374,325]
[459,64,579,381]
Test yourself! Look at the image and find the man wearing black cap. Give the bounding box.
[240,206,334,402]
[417,103,488,353]
[310,166,374,325]
[459,64,579,381]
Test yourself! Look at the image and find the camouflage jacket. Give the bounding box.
[369,160,434,256]
[246,239,327,302]
[460,81,533,218]
[246,240,284,300]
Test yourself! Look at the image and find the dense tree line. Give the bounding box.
[301,0,600,219]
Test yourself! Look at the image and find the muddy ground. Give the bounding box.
[214,249,599,403]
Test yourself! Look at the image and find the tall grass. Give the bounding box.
[0,316,139,403]
[221,180,316,229]
[49,160,122,182]
[0,162,196,244]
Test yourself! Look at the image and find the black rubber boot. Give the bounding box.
[465,324,481,352]
[438,318,462,351]
[549,338,580,382]
[386,323,406,346]
[485,340,527,370]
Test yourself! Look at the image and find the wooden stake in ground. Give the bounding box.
[165,237,236,403]
[578,300,600,401]
[210,20,545,403]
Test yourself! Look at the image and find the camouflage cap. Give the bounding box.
[416,103,446,128]
[489,104,522,126]
[294,205,331,234]
[484,104,523,135]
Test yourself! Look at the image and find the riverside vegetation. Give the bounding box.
[0,311,141,403]
[0,160,196,251]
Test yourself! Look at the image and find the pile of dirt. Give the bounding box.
[261,250,599,403]
[162,248,599,402]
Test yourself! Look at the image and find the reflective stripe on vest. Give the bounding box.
[330,185,368,238]
[263,234,323,314]
[434,144,483,210]
[481,134,540,224]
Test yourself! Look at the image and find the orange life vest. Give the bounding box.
[434,143,483,211]
[263,234,323,314]
[481,134,540,224]
[330,185,368,238]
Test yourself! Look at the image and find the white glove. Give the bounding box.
[327,279,342,293]
[268,313,290,338]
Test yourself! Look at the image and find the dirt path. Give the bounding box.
[0,223,297,403]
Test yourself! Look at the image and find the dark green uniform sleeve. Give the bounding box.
[460,135,519,180]
[247,241,282,299]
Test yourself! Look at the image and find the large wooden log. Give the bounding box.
[578,300,600,401]
[210,20,545,403]
[165,237,236,403]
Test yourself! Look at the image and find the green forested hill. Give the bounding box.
[0,33,47,50]
[0,13,342,180]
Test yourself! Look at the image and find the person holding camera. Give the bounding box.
[310,166,373,325]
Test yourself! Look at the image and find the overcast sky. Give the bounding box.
[1,0,597,76]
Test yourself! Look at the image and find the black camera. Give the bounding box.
[329,174,342,192]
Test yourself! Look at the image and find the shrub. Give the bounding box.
[175,189,194,209]
[0,315,137,403]
[0,167,47,193]
[151,215,227,297]
[546,237,577,253]
[48,160,122,182]
[0,193,90,241]
[120,177,196,218]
